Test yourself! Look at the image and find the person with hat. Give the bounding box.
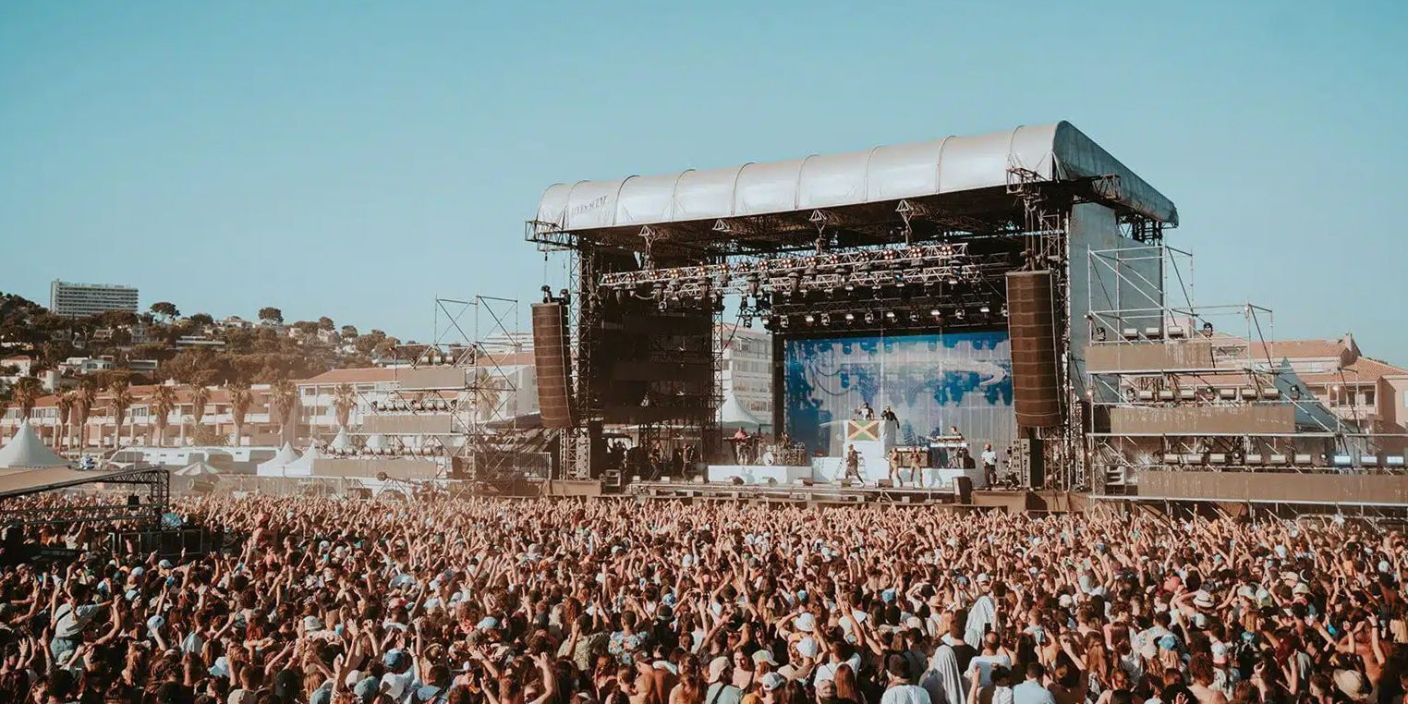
[706,656,743,704]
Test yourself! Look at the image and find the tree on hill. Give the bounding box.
[318,316,335,331]
[340,325,358,338]
[150,302,180,321]
[188,312,214,326]
[258,307,284,325]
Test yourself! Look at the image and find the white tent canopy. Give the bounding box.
[174,461,221,477]
[328,428,353,452]
[281,443,324,476]
[719,394,769,430]
[535,122,1178,233]
[0,421,69,469]
[255,443,301,477]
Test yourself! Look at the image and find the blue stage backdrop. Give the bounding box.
[783,331,1015,457]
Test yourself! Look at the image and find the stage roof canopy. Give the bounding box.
[0,466,151,499]
[534,122,1177,239]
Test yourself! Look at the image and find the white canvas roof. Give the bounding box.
[0,421,69,469]
[329,428,353,451]
[282,443,325,476]
[255,443,301,476]
[719,394,769,430]
[535,121,1177,233]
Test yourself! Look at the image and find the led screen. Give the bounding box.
[783,331,1014,456]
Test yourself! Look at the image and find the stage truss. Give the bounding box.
[348,295,542,481]
[530,170,1165,489]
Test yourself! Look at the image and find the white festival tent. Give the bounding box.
[719,394,769,430]
[255,443,301,477]
[0,421,69,469]
[281,443,325,476]
[328,428,353,452]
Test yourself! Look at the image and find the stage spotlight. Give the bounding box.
[947,276,959,286]
[930,308,942,319]
[884,311,896,321]
[780,316,790,329]
[820,313,831,326]
[864,311,875,324]
[955,308,966,320]
[1000,304,1009,318]
[844,312,856,324]
[843,281,855,292]
[804,314,816,325]
[979,305,991,314]
[908,312,920,323]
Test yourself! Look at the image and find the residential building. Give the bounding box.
[1,355,34,386]
[49,280,139,317]
[719,324,773,427]
[174,336,227,349]
[1,382,282,449]
[295,353,540,440]
[57,357,114,376]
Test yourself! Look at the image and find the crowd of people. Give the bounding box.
[1,493,1407,704]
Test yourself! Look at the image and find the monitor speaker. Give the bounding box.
[532,303,575,429]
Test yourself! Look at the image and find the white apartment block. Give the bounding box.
[50,280,139,317]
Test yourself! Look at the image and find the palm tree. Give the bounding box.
[227,382,253,447]
[333,383,357,430]
[13,376,40,419]
[108,377,134,448]
[270,379,298,446]
[0,385,10,442]
[11,377,42,444]
[471,369,505,420]
[151,385,177,448]
[187,383,211,446]
[76,378,98,450]
[55,392,75,450]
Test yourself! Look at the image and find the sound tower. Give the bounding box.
[1006,271,1062,428]
[531,303,575,429]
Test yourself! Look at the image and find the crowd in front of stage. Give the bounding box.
[1,494,1405,704]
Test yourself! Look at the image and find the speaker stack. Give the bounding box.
[1006,271,1062,429]
[531,303,575,429]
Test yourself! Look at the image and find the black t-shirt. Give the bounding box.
[951,642,978,675]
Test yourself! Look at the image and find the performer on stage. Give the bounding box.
[732,427,751,464]
[981,443,998,487]
[946,425,965,469]
[908,446,925,486]
[842,444,862,486]
[880,405,898,423]
[887,448,904,488]
[855,401,875,420]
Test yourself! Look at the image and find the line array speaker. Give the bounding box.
[531,303,575,429]
[1006,270,1062,428]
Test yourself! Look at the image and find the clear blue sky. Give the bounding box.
[2,2,1405,360]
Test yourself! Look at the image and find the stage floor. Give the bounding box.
[707,463,986,489]
[628,479,984,506]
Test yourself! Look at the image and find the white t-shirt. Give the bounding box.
[968,654,1013,687]
[881,684,932,704]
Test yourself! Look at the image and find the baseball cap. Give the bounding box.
[752,649,778,666]
[762,673,787,691]
[708,656,730,683]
